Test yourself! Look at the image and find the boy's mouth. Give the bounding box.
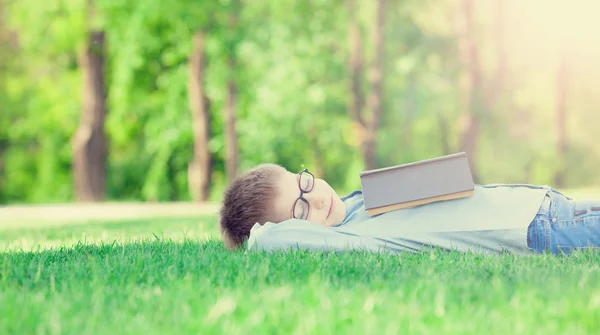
[327,195,334,219]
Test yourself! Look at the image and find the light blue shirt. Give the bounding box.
[247,184,551,255]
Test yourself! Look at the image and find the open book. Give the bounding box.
[359,152,475,216]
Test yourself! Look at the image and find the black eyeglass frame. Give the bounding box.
[292,168,315,220]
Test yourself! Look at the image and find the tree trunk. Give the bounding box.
[187,31,212,202]
[486,0,505,107]
[224,3,239,184]
[458,0,483,182]
[438,112,451,155]
[554,51,568,187]
[0,139,4,203]
[363,0,385,170]
[0,1,17,202]
[459,0,506,183]
[72,1,106,202]
[224,66,238,184]
[310,129,325,179]
[525,160,533,184]
[459,114,480,182]
[404,74,415,152]
[347,0,364,127]
[0,1,6,202]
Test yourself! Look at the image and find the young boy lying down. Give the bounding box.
[219,164,600,255]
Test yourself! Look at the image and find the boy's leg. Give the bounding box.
[537,190,600,254]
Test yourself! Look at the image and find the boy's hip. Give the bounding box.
[527,189,600,254]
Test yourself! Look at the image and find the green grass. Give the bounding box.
[1,216,600,335]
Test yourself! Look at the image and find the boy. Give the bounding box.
[219,163,600,255]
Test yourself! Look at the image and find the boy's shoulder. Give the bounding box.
[341,190,363,201]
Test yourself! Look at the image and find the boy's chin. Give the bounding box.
[322,214,343,227]
[320,221,337,227]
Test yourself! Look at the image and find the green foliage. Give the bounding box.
[2,0,600,204]
[0,217,599,333]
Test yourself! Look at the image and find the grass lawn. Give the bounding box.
[1,215,599,335]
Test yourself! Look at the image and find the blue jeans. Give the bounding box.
[528,190,600,254]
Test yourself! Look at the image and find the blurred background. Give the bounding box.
[1,0,599,206]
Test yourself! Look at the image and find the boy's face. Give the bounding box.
[272,169,347,226]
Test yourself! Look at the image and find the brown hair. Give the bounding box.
[219,163,285,250]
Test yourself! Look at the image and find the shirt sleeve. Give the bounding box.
[247,219,391,254]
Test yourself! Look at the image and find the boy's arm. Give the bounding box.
[247,219,393,254]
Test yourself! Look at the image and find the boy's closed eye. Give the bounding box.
[273,168,346,227]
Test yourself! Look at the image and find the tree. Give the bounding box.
[554,50,569,187]
[348,0,385,170]
[223,0,240,184]
[0,0,9,202]
[72,0,107,202]
[3,0,599,204]
[458,0,505,182]
[458,0,482,182]
[187,31,213,201]
[347,0,364,132]
[403,74,416,152]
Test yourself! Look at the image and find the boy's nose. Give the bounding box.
[305,193,325,209]
[316,199,325,209]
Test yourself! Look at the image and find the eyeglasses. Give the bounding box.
[292,168,315,220]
